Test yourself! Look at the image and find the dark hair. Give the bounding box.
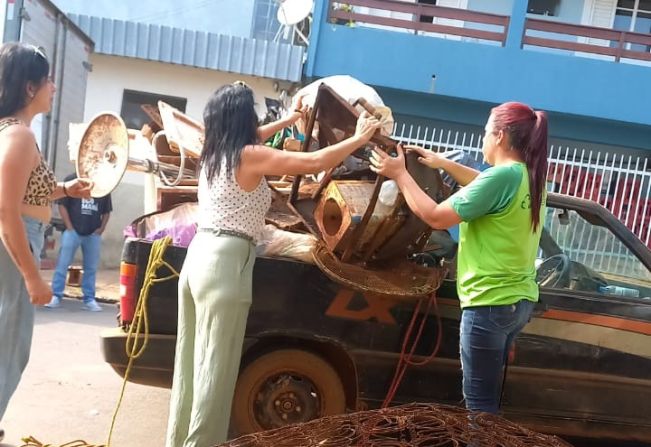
[491,101,548,232]
[200,82,259,184]
[0,42,50,117]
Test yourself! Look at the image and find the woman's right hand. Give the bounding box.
[65,178,93,199]
[406,145,446,170]
[26,275,51,306]
[354,111,381,142]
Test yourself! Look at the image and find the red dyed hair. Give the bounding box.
[490,102,548,232]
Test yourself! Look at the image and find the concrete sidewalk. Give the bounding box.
[40,268,120,303]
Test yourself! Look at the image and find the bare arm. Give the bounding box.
[51,178,93,201]
[243,134,368,177]
[394,171,461,230]
[243,112,380,178]
[257,112,300,142]
[439,157,480,187]
[405,145,479,187]
[0,128,50,304]
[50,183,68,201]
[370,145,462,230]
[95,213,110,235]
[258,94,307,142]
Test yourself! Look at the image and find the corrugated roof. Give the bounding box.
[68,14,305,82]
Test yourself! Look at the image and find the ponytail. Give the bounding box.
[490,102,549,232]
[525,111,548,232]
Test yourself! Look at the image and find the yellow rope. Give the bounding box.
[107,236,179,446]
[21,237,179,447]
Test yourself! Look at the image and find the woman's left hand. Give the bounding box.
[289,94,309,124]
[65,178,93,199]
[370,144,407,180]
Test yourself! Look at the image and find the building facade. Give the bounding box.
[307,0,651,247]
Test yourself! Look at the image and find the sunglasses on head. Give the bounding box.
[29,44,47,60]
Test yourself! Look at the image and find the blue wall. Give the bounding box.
[377,87,651,151]
[307,0,651,130]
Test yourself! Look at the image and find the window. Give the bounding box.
[120,90,187,130]
[538,205,650,299]
[613,0,651,52]
[527,0,560,16]
[252,0,282,41]
[418,0,437,24]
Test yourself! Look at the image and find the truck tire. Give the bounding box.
[231,348,346,435]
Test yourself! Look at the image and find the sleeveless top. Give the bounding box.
[197,158,271,242]
[0,118,57,207]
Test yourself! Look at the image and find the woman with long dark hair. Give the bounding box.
[165,82,380,447]
[370,101,548,415]
[0,42,92,440]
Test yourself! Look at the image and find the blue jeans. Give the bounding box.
[460,299,535,414]
[0,216,44,420]
[51,229,101,302]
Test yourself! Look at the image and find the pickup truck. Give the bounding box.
[102,192,651,443]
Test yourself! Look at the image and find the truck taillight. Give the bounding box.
[119,262,137,325]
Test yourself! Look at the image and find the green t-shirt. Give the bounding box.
[448,162,545,308]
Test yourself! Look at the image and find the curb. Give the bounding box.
[62,293,118,305]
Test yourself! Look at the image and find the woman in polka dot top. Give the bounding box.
[166,82,381,447]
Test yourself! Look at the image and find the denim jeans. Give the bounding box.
[0,216,44,420]
[51,229,101,302]
[460,299,535,414]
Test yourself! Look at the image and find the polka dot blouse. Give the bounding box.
[197,160,271,242]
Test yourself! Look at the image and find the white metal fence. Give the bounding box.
[391,122,651,251]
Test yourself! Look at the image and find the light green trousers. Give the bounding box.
[165,232,255,447]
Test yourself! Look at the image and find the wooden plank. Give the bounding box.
[621,49,651,62]
[523,36,619,57]
[526,18,622,40]
[624,32,651,46]
[330,10,505,42]
[339,0,509,26]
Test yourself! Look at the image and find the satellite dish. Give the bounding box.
[274,0,313,45]
[75,111,197,198]
[76,112,129,198]
[277,0,313,26]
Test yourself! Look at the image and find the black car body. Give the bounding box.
[102,193,651,442]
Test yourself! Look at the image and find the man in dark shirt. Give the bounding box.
[46,173,112,311]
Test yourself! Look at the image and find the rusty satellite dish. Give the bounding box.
[75,110,198,197]
[76,112,130,198]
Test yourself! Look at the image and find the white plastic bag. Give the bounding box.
[291,75,394,136]
[257,224,318,264]
[379,180,399,207]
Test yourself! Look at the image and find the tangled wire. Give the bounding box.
[220,403,573,447]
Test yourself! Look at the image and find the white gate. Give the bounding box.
[391,122,651,249]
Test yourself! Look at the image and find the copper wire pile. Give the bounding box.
[220,403,573,447]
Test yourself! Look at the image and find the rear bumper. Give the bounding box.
[101,328,260,388]
[101,327,176,388]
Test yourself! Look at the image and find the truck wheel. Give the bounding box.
[231,349,346,435]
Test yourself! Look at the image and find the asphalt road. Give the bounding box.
[0,298,170,447]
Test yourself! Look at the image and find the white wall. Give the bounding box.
[72,54,280,267]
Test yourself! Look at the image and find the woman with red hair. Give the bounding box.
[371,101,548,414]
